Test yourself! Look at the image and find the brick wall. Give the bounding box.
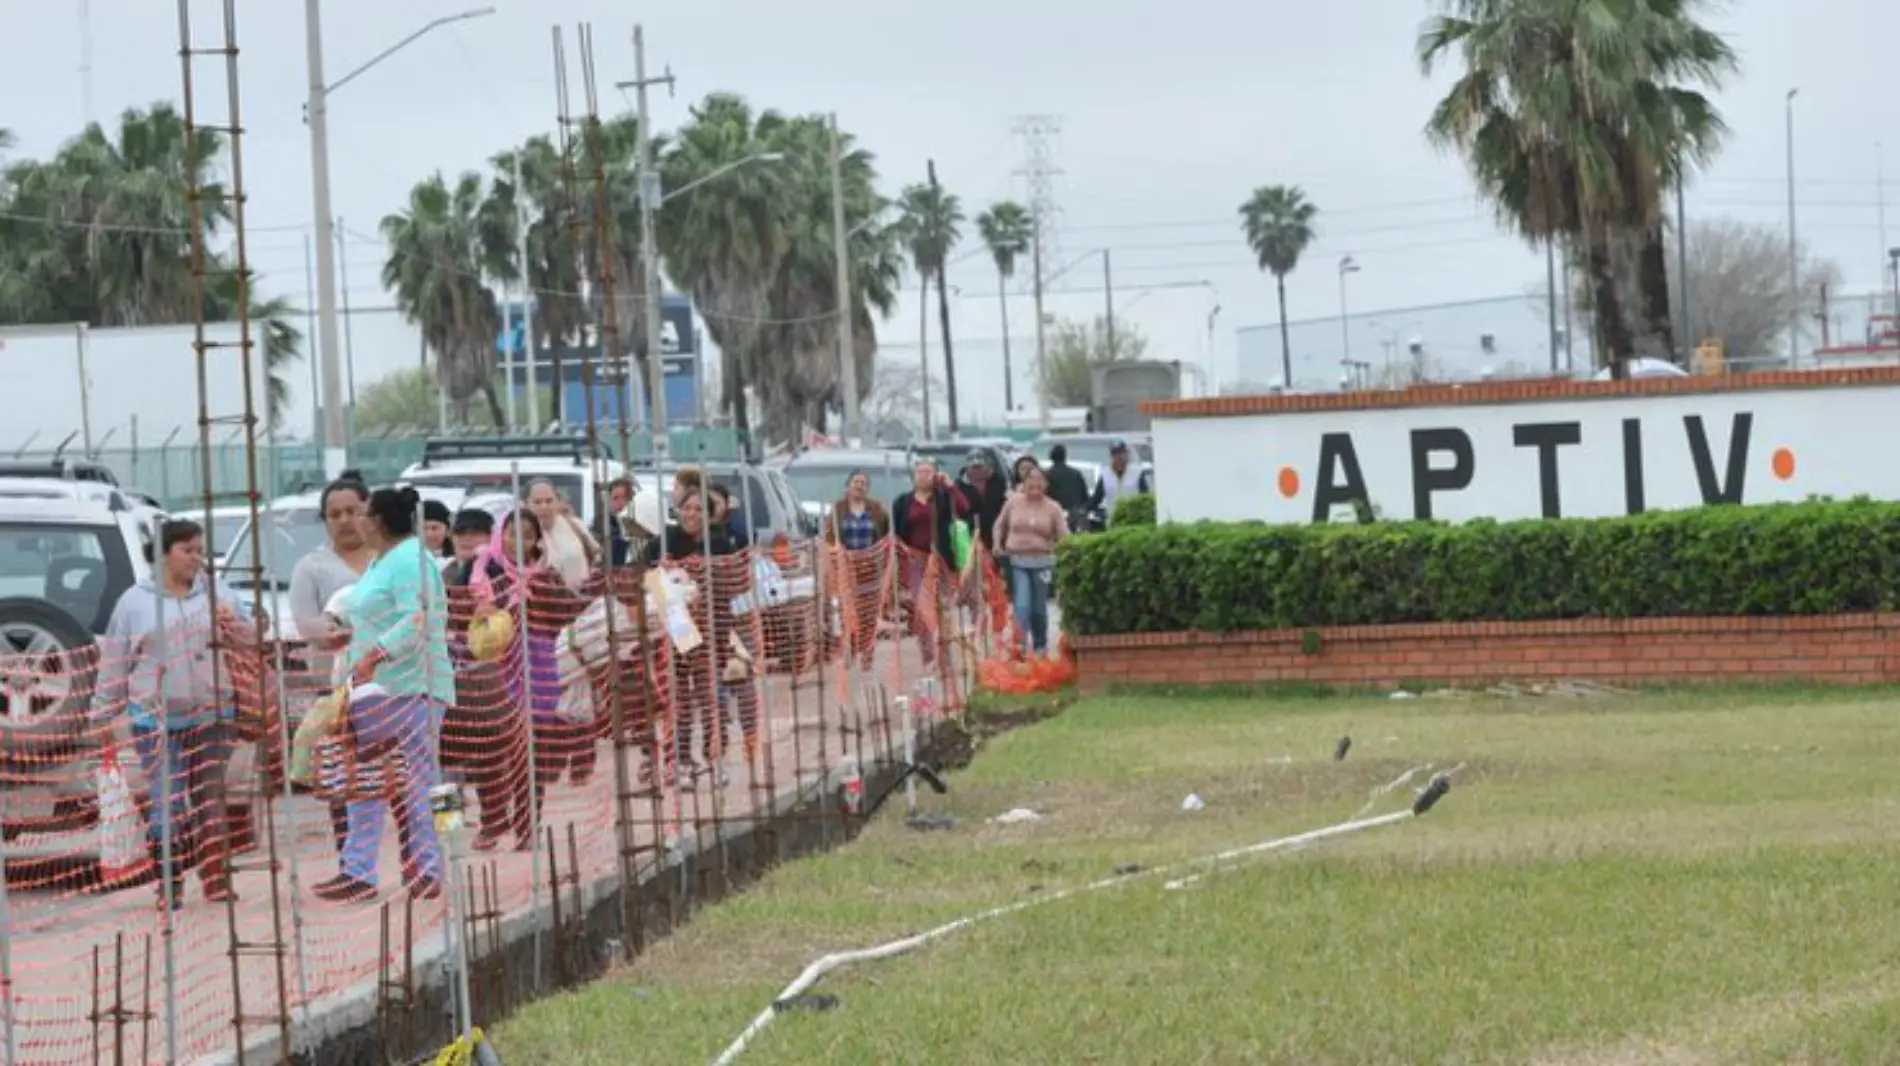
[1072,615,1900,694]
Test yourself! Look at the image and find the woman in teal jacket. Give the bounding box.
[312,486,455,902]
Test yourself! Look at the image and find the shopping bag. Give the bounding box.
[468,609,517,664]
[97,745,149,885]
[289,686,348,787]
[949,520,973,573]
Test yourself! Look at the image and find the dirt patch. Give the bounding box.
[933,692,1073,769]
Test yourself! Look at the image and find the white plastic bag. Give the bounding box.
[97,745,148,884]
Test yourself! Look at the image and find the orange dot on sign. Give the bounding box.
[1771,447,1796,481]
[1277,466,1301,498]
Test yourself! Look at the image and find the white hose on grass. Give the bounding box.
[706,774,1454,1066]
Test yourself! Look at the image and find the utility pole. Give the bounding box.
[514,153,538,432]
[830,114,860,443]
[1786,88,1800,366]
[1879,144,1891,315]
[619,25,676,459]
[1102,249,1116,356]
[304,0,346,475]
[1013,115,1062,431]
[337,217,359,442]
[1031,214,1049,429]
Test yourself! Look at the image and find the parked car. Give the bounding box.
[214,483,473,643]
[398,436,630,527]
[0,456,122,487]
[169,505,255,567]
[1026,432,1152,469]
[781,449,916,530]
[634,461,814,545]
[894,440,1020,488]
[0,482,154,842]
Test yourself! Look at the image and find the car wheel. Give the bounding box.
[0,597,101,785]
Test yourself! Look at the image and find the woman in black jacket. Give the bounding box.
[889,459,968,667]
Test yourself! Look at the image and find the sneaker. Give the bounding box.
[312,875,377,903]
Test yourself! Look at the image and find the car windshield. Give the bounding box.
[0,523,116,634]
[1029,438,1153,468]
[783,464,912,508]
[405,471,585,513]
[218,505,325,591]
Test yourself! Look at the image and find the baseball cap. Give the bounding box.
[965,449,991,466]
[1108,437,1130,453]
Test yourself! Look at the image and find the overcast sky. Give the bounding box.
[3,0,1896,423]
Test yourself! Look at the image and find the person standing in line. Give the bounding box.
[287,473,374,855]
[646,491,740,785]
[443,508,494,590]
[315,486,454,902]
[1043,443,1091,532]
[826,471,890,671]
[421,499,454,566]
[1086,438,1152,525]
[956,451,1008,556]
[992,465,1069,656]
[438,505,529,851]
[890,459,968,668]
[604,477,636,566]
[93,518,255,908]
[525,479,599,591]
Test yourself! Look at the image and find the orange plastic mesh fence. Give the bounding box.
[0,533,1032,1063]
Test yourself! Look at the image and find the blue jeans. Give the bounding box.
[1011,564,1053,653]
[130,719,234,852]
[341,695,445,886]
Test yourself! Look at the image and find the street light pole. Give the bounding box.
[1337,256,1358,378]
[623,25,675,459]
[1031,212,1049,430]
[303,0,345,475]
[830,114,861,443]
[1786,88,1800,366]
[302,4,496,476]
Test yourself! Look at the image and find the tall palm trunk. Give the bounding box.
[996,272,1014,412]
[1583,223,1636,378]
[1636,225,1676,362]
[1275,273,1292,388]
[725,340,752,438]
[937,267,959,432]
[918,274,932,438]
[479,375,506,428]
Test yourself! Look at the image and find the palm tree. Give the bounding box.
[487,118,661,430]
[658,97,905,444]
[656,94,795,440]
[0,105,303,421]
[381,170,506,426]
[897,174,964,433]
[975,201,1032,413]
[1239,184,1319,389]
[1419,0,1735,373]
[752,114,904,438]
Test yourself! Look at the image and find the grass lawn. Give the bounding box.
[496,685,1900,1065]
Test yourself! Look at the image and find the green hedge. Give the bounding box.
[1056,499,1900,636]
[1111,492,1155,527]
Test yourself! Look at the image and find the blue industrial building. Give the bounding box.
[494,292,703,429]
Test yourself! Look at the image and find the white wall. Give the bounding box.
[1153,381,1900,524]
[0,321,259,450]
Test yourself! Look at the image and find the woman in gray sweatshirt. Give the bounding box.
[92,518,255,908]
